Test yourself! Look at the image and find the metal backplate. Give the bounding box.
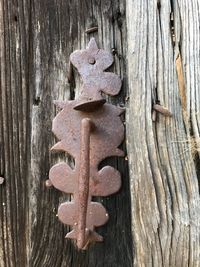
[48,38,124,249]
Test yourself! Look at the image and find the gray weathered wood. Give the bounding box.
[1,0,200,266]
[126,0,200,266]
[0,0,132,266]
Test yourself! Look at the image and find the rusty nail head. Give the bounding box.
[0,177,4,185]
[45,179,53,187]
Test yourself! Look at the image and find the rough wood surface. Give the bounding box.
[126,0,200,266]
[0,0,133,266]
[1,0,200,266]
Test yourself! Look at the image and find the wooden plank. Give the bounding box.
[126,0,200,266]
[0,0,133,266]
[2,0,200,266]
[0,0,30,266]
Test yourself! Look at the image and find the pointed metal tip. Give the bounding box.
[115,148,125,157]
[53,100,66,109]
[65,230,76,239]
[51,142,63,151]
[87,38,98,51]
[117,106,126,115]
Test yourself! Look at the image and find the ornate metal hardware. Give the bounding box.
[48,38,124,250]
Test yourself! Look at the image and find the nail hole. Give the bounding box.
[111,48,117,55]
[88,58,96,65]
[33,97,41,106]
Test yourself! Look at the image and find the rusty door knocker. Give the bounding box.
[47,38,124,249]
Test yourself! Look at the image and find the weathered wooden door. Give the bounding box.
[0,0,199,266]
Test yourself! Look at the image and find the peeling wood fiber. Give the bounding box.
[0,0,200,266]
[126,0,200,266]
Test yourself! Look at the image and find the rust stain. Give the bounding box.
[176,53,187,115]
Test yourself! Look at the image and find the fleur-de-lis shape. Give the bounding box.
[70,38,122,111]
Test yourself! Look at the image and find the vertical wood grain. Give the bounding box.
[0,0,30,266]
[0,0,132,266]
[126,0,200,266]
[1,0,200,266]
